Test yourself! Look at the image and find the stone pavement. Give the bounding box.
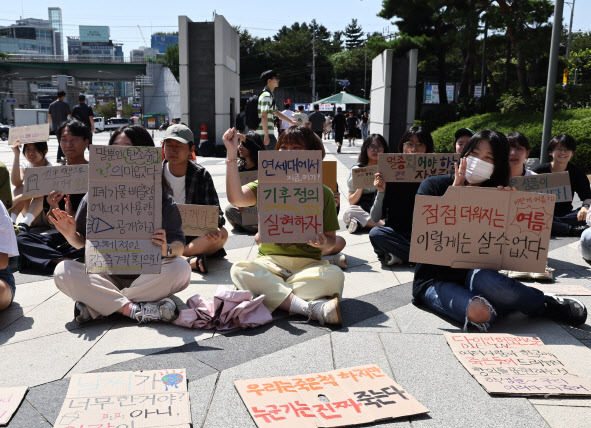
[1,132,591,427]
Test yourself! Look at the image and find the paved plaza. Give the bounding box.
[1,131,590,427]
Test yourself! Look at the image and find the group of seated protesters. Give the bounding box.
[0,119,588,330]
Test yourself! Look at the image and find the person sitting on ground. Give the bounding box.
[344,134,389,234]
[225,132,265,234]
[508,132,536,177]
[532,133,591,237]
[16,120,89,274]
[10,141,52,232]
[51,125,190,324]
[0,161,12,211]
[225,125,344,325]
[369,126,434,265]
[454,128,474,154]
[0,199,18,312]
[161,124,228,274]
[413,129,587,330]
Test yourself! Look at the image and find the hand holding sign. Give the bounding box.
[374,172,386,193]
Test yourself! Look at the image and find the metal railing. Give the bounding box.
[0,54,151,64]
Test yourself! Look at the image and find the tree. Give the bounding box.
[158,43,179,82]
[95,102,116,119]
[344,19,364,50]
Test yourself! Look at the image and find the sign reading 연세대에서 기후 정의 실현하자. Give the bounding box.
[85,145,162,275]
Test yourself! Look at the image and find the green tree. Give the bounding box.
[344,19,364,50]
[95,101,116,119]
[158,43,179,82]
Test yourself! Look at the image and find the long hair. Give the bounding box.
[108,125,154,147]
[460,129,510,187]
[238,132,264,170]
[358,134,389,166]
[397,126,434,153]
[276,125,326,158]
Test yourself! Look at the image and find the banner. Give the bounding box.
[54,369,191,428]
[85,146,162,274]
[510,171,572,202]
[409,186,555,273]
[178,204,218,236]
[8,123,49,145]
[235,365,428,427]
[351,165,378,190]
[257,151,323,243]
[446,333,591,396]
[22,164,88,198]
[377,153,459,182]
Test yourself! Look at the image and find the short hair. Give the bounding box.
[275,126,326,158]
[260,70,278,86]
[314,104,320,110]
[109,125,155,147]
[284,103,291,110]
[460,129,511,187]
[548,133,576,154]
[57,119,90,142]
[78,94,86,102]
[454,127,474,142]
[358,134,389,166]
[298,105,304,111]
[337,107,343,113]
[57,90,66,98]
[507,132,530,151]
[348,110,354,114]
[23,141,48,157]
[397,126,434,153]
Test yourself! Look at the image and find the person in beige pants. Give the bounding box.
[51,125,191,324]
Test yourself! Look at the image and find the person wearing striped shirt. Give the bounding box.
[257,70,297,150]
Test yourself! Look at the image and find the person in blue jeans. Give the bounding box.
[368,126,434,265]
[413,130,587,329]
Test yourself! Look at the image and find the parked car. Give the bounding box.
[94,117,129,132]
[93,117,104,132]
[0,123,11,141]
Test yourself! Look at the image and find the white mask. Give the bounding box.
[464,155,494,184]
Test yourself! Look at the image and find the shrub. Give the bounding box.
[497,84,591,113]
[431,108,591,171]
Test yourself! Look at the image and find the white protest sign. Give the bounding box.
[8,123,49,145]
[0,386,28,426]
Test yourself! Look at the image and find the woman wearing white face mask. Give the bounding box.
[412,130,587,330]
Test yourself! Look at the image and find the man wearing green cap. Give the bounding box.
[162,124,228,273]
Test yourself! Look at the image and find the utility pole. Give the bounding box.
[566,0,576,59]
[541,0,564,163]
[364,41,367,101]
[480,17,488,97]
[312,28,316,102]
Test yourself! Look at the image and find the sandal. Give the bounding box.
[186,254,208,274]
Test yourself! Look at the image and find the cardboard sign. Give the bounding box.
[322,160,338,193]
[8,123,49,145]
[409,186,555,273]
[21,164,89,198]
[528,283,591,296]
[0,386,27,426]
[54,369,191,428]
[178,204,218,236]
[257,151,323,243]
[510,171,572,202]
[351,165,378,190]
[235,364,428,427]
[240,171,259,226]
[445,333,591,396]
[86,146,162,274]
[378,153,459,182]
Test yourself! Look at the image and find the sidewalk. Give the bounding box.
[1,134,590,427]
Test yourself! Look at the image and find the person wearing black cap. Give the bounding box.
[454,128,474,154]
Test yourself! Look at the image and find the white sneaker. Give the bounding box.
[131,298,178,323]
[347,219,360,234]
[348,142,351,147]
[385,253,404,266]
[323,254,347,269]
[305,297,342,325]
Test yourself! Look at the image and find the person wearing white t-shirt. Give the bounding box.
[280,103,294,135]
[292,105,309,127]
[0,200,18,310]
[10,141,52,231]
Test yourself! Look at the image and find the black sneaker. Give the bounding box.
[543,295,587,326]
[17,223,30,233]
[568,225,589,237]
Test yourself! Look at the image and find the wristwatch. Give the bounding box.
[166,245,173,257]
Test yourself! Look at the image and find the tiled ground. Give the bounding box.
[1,132,590,427]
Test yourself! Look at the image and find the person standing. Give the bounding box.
[308,104,326,140]
[257,70,297,150]
[47,90,71,163]
[346,111,359,147]
[360,111,369,140]
[280,103,294,136]
[292,105,309,127]
[332,107,346,153]
[71,94,95,145]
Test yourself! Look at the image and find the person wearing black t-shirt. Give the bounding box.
[532,134,591,236]
[345,111,358,146]
[332,107,346,153]
[72,95,95,144]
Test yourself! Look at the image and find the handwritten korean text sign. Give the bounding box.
[510,171,572,202]
[378,153,459,182]
[8,123,49,145]
[22,164,88,198]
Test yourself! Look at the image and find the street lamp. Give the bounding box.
[565,0,576,59]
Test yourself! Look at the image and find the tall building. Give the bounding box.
[151,34,178,54]
[0,17,56,56]
[67,26,123,61]
[48,7,63,56]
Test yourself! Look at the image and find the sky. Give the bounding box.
[2,0,590,58]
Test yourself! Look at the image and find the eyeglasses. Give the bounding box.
[403,142,425,150]
[553,147,573,154]
[368,144,384,152]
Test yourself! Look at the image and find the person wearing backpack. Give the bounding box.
[247,70,297,150]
